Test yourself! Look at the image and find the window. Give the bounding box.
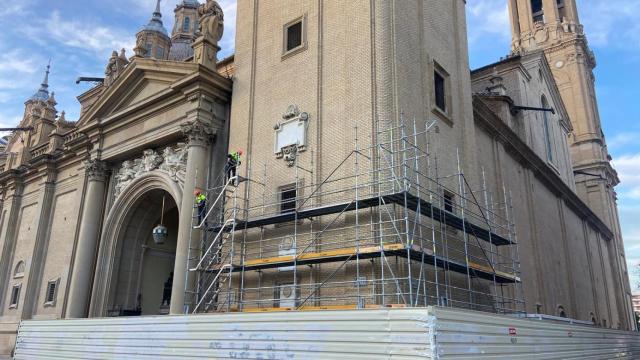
[183,17,190,32]
[541,96,554,163]
[44,279,59,306]
[434,71,446,112]
[283,17,305,57]
[145,43,152,58]
[443,191,454,213]
[286,21,302,51]
[14,261,25,278]
[280,186,297,214]
[156,46,165,59]
[531,0,544,23]
[9,284,21,309]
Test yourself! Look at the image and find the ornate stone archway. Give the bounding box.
[89,171,183,317]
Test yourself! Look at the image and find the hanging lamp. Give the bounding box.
[152,196,168,244]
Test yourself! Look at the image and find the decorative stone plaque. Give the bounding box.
[274,105,309,167]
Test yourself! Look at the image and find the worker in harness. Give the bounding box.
[194,189,207,226]
[225,150,243,186]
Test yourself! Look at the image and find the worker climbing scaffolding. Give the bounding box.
[225,150,243,186]
[194,189,207,225]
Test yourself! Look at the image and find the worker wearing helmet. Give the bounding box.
[194,189,207,225]
[225,150,243,186]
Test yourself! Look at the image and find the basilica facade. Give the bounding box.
[0,0,633,356]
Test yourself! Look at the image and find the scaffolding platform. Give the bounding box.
[186,118,524,315]
[210,191,513,246]
[207,243,519,283]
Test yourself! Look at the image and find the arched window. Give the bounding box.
[541,95,554,163]
[590,312,597,324]
[14,261,25,278]
[183,17,190,32]
[531,0,544,23]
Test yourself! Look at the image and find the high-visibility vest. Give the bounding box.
[195,194,206,206]
[230,152,241,165]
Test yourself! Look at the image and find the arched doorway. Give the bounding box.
[106,189,179,316]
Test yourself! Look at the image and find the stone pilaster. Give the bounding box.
[169,119,214,314]
[65,160,108,318]
[0,177,23,315]
[21,164,57,319]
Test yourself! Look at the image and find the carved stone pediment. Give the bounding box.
[113,143,188,198]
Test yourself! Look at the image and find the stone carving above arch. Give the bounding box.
[113,143,188,199]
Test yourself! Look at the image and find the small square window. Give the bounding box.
[443,191,454,213]
[286,21,303,52]
[283,16,306,58]
[280,186,297,214]
[434,71,446,112]
[9,284,21,309]
[45,279,59,306]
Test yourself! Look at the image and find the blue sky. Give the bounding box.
[1,1,639,290]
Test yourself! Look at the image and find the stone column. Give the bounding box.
[170,119,213,314]
[66,160,107,318]
[508,0,521,38]
[565,0,580,23]
[542,0,561,22]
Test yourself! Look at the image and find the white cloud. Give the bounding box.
[466,0,510,45]
[218,0,237,57]
[608,132,640,150]
[0,50,40,76]
[613,154,640,200]
[45,11,136,58]
[0,0,31,18]
[578,0,640,48]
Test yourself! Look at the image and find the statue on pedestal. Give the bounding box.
[197,0,224,45]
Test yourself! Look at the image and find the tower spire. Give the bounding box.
[42,59,51,89]
[29,61,52,102]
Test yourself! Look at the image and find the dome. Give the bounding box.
[182,0,199,7]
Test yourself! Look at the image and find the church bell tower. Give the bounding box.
[508,0,633,329]
[509,0,619,228]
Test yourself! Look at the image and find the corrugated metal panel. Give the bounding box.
[13,307,640,359]
[431,307,640,359]
[13,309,434,360]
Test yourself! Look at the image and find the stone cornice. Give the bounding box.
[473,96,614,240]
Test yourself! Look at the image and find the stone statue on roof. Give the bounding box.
[197,0,224,45]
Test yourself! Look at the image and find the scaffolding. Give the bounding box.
[184,117,524,315]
